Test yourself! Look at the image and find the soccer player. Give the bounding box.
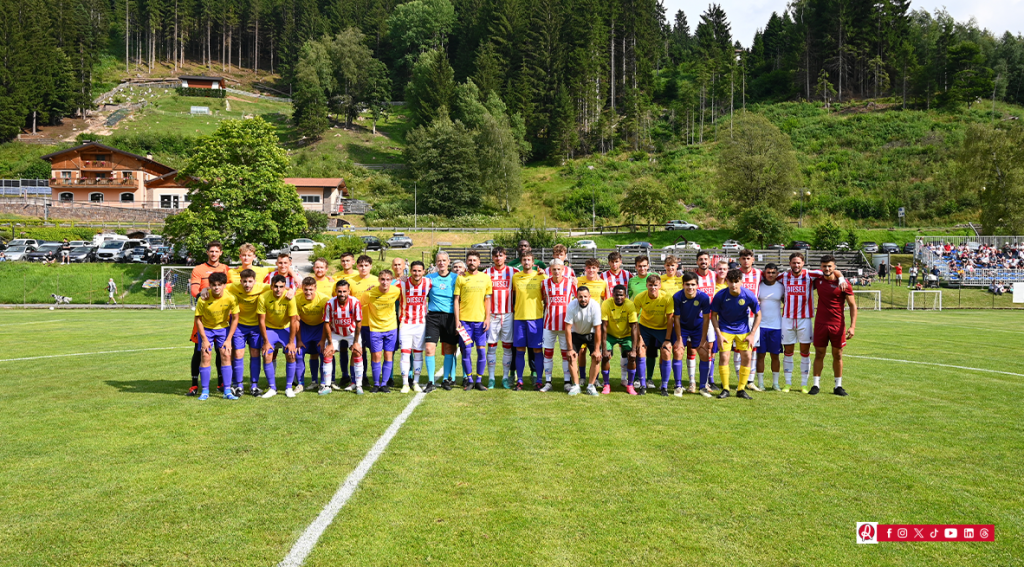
[187,241,231,396]
[321,280,364,394]
[454,251,493,390]
[545,244,576,279]
[312,258,336,297]
[264,253,299,289]
[391,257,408,282]
[337,252,359,281]
[484,247,518,389]
[229,243,270,284]
[710,269,761,400]
[811,255,857,396]
[361,269,401,392]
[672,272,712,397]
[508,240,547,270]
[564,286,604,396]
[424,251,460,391]
[257,275,299,398]
[227,269,268,396]
[399,261,431,393]
[602,251,633,292]
[633,274,675,395]
[601,284,640,394]
[627,255,650,300]
[575,258,609,387]
[295,276,330,394]
[349,255,379,387]
[193,272,239,400]
[660,256,685,388]
[511,251,547,390]
[779,252,845,393]
[756,263,785,391]
[736,249,763,390]
[540,259,576,391]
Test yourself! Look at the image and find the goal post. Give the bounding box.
[160,266,195,310]
[908,290,942,311]
[853,290,882,311]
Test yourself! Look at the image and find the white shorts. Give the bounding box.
[781,318,812,345]
[329,332,357,352]
[487,313,513,344]
[400,323,426,352]
[542,329,568,350]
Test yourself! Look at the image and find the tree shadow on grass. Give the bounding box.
[105,379,188,395]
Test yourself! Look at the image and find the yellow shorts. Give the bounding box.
[719,331,751,352]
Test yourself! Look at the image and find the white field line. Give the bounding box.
[845,355,1024,377]
[0,319,66,327]
[890,319,1024,335]
[0,346,191,363]
[279,392,426,567]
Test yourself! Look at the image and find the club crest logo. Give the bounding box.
[739,299,745,306]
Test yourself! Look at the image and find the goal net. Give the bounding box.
[908,290,942,311]
[853,290,882,311]
[161,267,195,310]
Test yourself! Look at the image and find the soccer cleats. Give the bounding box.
[736,390,752,400]
[808,385,819,395]
[717,389,730,399]
[673,387,684,398]
[833,386,848,396]
[567,384,581,396]
[539,383,552,392]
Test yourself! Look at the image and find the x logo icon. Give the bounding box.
[914,528,925,538]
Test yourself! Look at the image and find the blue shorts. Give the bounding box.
[232,324,262,350]
[462,321,487,348]
[513,319,543,349]
[679,327,704,348]
[639,324,669,352]
[299,321,323,348]
[203,328,229,350]
[266,327,292,348]
[757,328,783,355]
[361,327,371,350]
[369,329,398,353]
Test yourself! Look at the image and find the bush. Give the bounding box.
[175,87,226,98]
[813,217,845,250]
[10,227,103,242]
[303,210,329,238]
[494,224,573,250]
[311,234,366,262]
[733,205,792,248]
[554,187,619,224]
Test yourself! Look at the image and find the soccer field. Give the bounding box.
[1,310,1021,566]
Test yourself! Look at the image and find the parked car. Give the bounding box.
[722,239,742,252]
[67,240,88,248]
[361,235,383,251]
[4,245,30,260]
[68,246,96,263]
[880,242,900,254]
[289,238,325,251]
[861,241,879,253]
[617,241,653,253]
[766,244,786,250]
[387,233,414,249]
[8,239,40,250]
[143,235,164,248]
[903,242,916,254]
[574,239,598,250]
[25,242,63,262]
[662,240,700,252]
[128,247,151,263]
[471,239,496,250]
[96,239,144,262]
[665,220,699,230]
[835,242,850,251]
[788,241,812,250]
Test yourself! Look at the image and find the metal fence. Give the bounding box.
[916,235,1024,246]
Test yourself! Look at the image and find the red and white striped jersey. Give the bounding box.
[602,269,633,292]
[484,265,519,315]
[324,295,362,336]
[263,270,298,289]
[400,277,432,324]
[541,277,577,331]
[695,269,717,298]
[544,265,576,280]
[779,268,824,319]
[739,267,762,296]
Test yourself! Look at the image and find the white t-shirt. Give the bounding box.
[564,298,603,335]
[757,281,784,330]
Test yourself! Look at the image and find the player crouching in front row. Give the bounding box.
[193,272,240,400]
[710,269,761,399]
[258,275,300,398]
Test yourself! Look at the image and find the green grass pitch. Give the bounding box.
[0,309,1021,566]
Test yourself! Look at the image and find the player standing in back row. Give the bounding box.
[484,247,518,389]
[540,259,576,391]
[811,255,857,396]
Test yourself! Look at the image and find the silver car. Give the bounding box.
[4,245,30,260]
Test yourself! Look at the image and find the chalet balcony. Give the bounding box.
[80,160,113,170]
[51,178,137,188]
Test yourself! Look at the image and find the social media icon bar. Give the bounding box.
[860,524,995,543]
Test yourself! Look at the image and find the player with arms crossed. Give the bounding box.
[540,259,577,391]
[564,286,604,396]
[227,269,268,396]
[484,247,518,389]
[511,251,547,390]
[601,285,640,394]
[454,251,493,390]
[399,261,432,393]
[321,280,364,394]
[257,275,300,398]
[756,263,785,391]
[672,272,712,397]
[361,269,401,393]
[710,269,761,400]
[633,274,675,396]
[193,272,239,400]
[295,277,330,394]
[810,255,857,396]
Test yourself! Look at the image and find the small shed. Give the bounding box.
[178,76,224,89]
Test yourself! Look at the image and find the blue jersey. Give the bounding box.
[673,289,711,332]
[711,287,760,335]
[426,271,458,313]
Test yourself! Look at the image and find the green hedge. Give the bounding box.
[175,87,226,99]
[2,226,102,242]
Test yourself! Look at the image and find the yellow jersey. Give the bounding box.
[227,282,268,327]
[601,298,639,339]
[578,277,608,301]
[454,272,493,322]
[361,285,401,332]
[633,290,674,330]
[714,281,727,296]
[257,290,298,330]
[660,275,683,298]
[230,264,270,284]
[296,291,330,326]
[511,269,546,321]
[349,274,379,299]
[195,292,239,330]
[313,275,336,297]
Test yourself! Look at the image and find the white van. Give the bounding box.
[92,233,129,247]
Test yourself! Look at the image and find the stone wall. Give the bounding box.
[0,201,172,222]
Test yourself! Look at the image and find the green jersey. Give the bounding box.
[509,258,547,270]
[627,275,649,299]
